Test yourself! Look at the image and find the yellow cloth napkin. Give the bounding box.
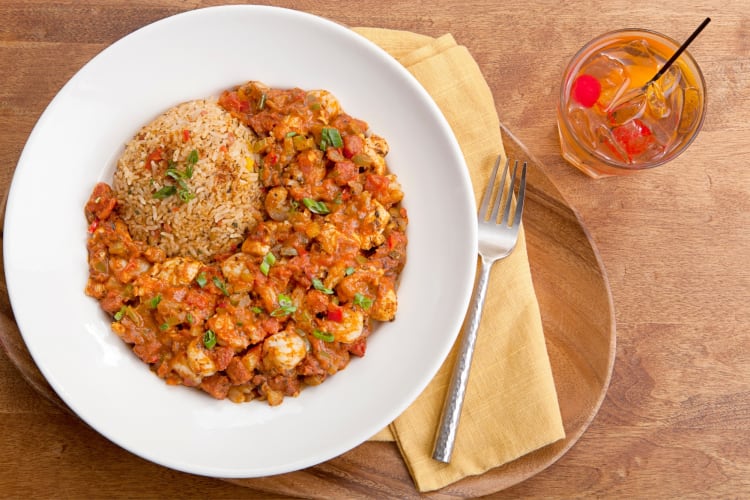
[355,28,566,492]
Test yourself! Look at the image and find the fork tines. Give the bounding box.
[479,155,528,227]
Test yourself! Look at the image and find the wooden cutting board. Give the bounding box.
[0,124,615,497]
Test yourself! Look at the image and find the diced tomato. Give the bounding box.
[144,148,163,171]
[182,129,190,142]
[327,306,343,322]
[218,90,249,114]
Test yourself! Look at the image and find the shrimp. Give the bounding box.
[264,186,290,221]
[206,312,250,351]
[149,256,202,286]
[307,90,341,124]
[220,253,254,292]
[169,351,203,387]
[336,266,384,303]
[370,281,398,322]
[316,222,361,255]
[363,134,389,175]
[262,329,308,372]
[241,239,271,257]
[321,306,364,344]
[186,337,217,378]
[358,199,391,250]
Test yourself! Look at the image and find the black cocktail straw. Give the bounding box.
[647,17,711,86]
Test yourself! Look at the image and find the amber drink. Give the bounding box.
[557,29,706,178]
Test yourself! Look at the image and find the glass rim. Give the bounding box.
[558,28,708,171]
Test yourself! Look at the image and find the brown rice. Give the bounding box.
[112,99,261,261]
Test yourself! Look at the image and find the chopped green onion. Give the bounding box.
[258,92,267,110]
[159,154,196,202]
[114,306,127,321]
[195,272,208,288]
[165,168,182,181]
[186,312,194,324]
[203,329,217,349]
[319,127,343,150]
[212,276,229,296]
[302,197,330,215]
[178,188,195,202]
[353,293,373,309]
[345,266,355,276]
[312,278,333,294]
[285,131,298,138]
[186,149,199,167]
[260,252,276,276]
[259,262,270,276]
[251,306,263,314]
[313,329,335,342]
[148,295,162,309]
[270,293,296,317]
[153,185,176,199]
[159,323,169,331]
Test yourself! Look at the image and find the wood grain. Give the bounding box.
[1,0,748,497]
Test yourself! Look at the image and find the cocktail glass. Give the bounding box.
[557,29,706,178]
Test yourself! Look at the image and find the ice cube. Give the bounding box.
[593,124,629,164]
[567,105,607,150]
[608,91,647,126]
[612,119,660,163]
[678,87,702,134]
[651,87,683,146]
[580,53,630,110]
[646,82,670,119]
[644,64,685,121]
[629,136,666,164]
[655,64,682,98]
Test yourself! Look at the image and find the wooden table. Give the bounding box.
[1,1,747,497]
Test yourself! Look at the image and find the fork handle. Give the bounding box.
[432,256,492,463]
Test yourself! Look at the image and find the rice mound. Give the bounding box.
[113,99,261,261]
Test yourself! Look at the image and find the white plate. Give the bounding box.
[3,5,477,478]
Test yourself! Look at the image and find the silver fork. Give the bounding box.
[432,154,528,463]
